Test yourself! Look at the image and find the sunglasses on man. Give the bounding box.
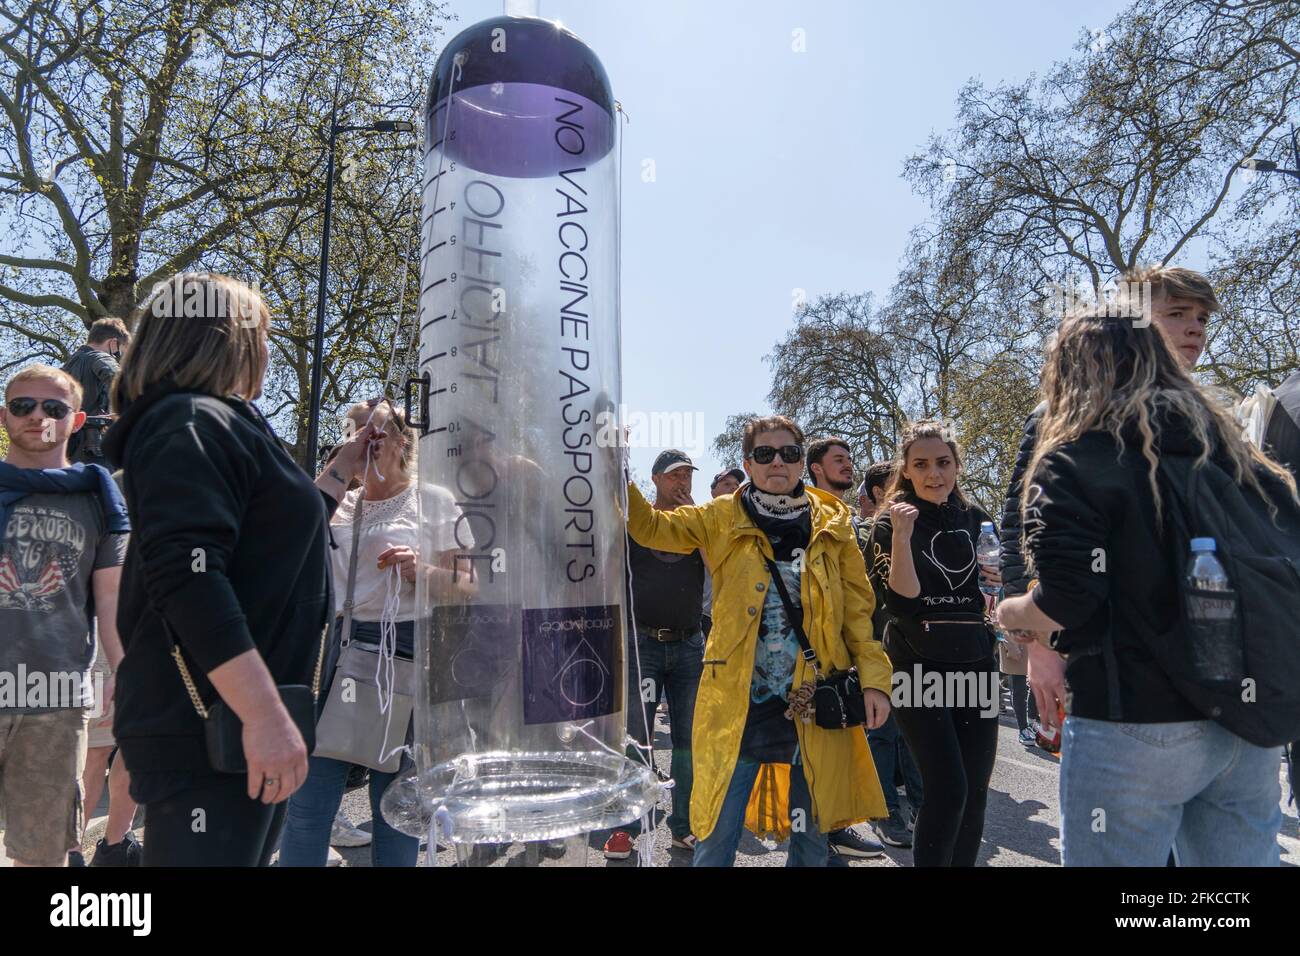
[6,397,74,420]
[747,444,804,465]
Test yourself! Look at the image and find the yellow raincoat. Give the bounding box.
[626,482,892,841]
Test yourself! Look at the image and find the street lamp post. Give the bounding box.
[305,113,415,470]
[1240,127,1300,182]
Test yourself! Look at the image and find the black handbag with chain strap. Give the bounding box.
[764,558,868,730]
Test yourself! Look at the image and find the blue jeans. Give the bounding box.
[1060,716,1283,867]
[278,756,418,867]
[867,711,924,815]
[693,756,826,867]
[624,627,704,839]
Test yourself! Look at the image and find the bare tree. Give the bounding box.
[765,293,906,469]
[711,410,761,468]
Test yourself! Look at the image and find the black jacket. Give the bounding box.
[103,385,337,772]
[998,402,1045,597]
[62,344,118,417]
[853,515,890,642]
[867,492,994,665]
[1265,370,1300,477]
[1022,417,1204,723]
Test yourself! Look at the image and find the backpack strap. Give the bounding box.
[1264,384,1300,478]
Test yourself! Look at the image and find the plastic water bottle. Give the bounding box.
[1185,538,1242,683]
[976,521,1001,595]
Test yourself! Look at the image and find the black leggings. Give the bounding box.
[1009,674,1038,731]
[892,662,999,867]
[141,773,287,867]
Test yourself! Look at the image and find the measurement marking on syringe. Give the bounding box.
[422,278,447,295]
[427,241,447,253]
[421,314,448,330]
[429,427,448,435]
[422,206,447,226]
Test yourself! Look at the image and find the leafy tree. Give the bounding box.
[0,0,452,463]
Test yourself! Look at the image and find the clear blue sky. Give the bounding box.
[449,0,1131,488]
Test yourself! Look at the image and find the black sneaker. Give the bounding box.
[827,826,884,858]
[826,843,851,867]
[90,830,142,867]
[872,809,913,848]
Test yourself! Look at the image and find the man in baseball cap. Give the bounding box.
[652,449,697,476]
[710,467,745,495]
[606,448,706,859]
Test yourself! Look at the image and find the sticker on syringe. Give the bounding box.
[521,605,621,724]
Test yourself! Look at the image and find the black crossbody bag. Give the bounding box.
[164,622,327,774]
[764,558,867,730]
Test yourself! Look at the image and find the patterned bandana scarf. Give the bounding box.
[741,480,812,559]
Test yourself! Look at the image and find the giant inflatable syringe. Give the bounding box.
[385,5,662,860]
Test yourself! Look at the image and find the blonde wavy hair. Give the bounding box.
[881,418,970,507]
[345,398,418,478]
[1022,309,1297,530]
[112,273,270,410]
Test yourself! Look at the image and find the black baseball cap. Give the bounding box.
[652,449,697,475]
[711,467,745,490]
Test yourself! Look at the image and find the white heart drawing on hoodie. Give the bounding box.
[921,529,976,591]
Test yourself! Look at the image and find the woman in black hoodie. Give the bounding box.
[995,310,1298,866]
[867,420,1000,866]
[104,273,375,866]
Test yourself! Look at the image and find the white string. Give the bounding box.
[357,401,413,768]
[382,214,419,399]
[373,561,406,767]
[637,811,656,867]
[402,53,465,388]
[613,103,664,867]
[423,806,454,868]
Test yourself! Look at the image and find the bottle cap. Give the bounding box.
[980,521,995,533]
[1190,537,1216,552]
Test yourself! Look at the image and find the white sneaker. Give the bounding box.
[327,846,344,866]
[330,810,372,848]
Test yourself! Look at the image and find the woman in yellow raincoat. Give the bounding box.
[626,415,893,866]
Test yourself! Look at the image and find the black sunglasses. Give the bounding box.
[6,397,73,420]
[748,444,803,465]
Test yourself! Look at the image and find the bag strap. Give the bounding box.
[339,489,366,650]
[165,616,330,720]
[763,557,822,678]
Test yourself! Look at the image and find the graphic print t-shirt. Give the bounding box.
[0,492,127,712]
[739,558,800,763]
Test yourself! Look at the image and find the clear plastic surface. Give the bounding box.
[383,14,662,855]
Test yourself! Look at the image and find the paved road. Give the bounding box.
[3,705,1291,868]
[331,707,1300,868]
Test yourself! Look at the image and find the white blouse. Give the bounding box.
[329,482,467,622]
